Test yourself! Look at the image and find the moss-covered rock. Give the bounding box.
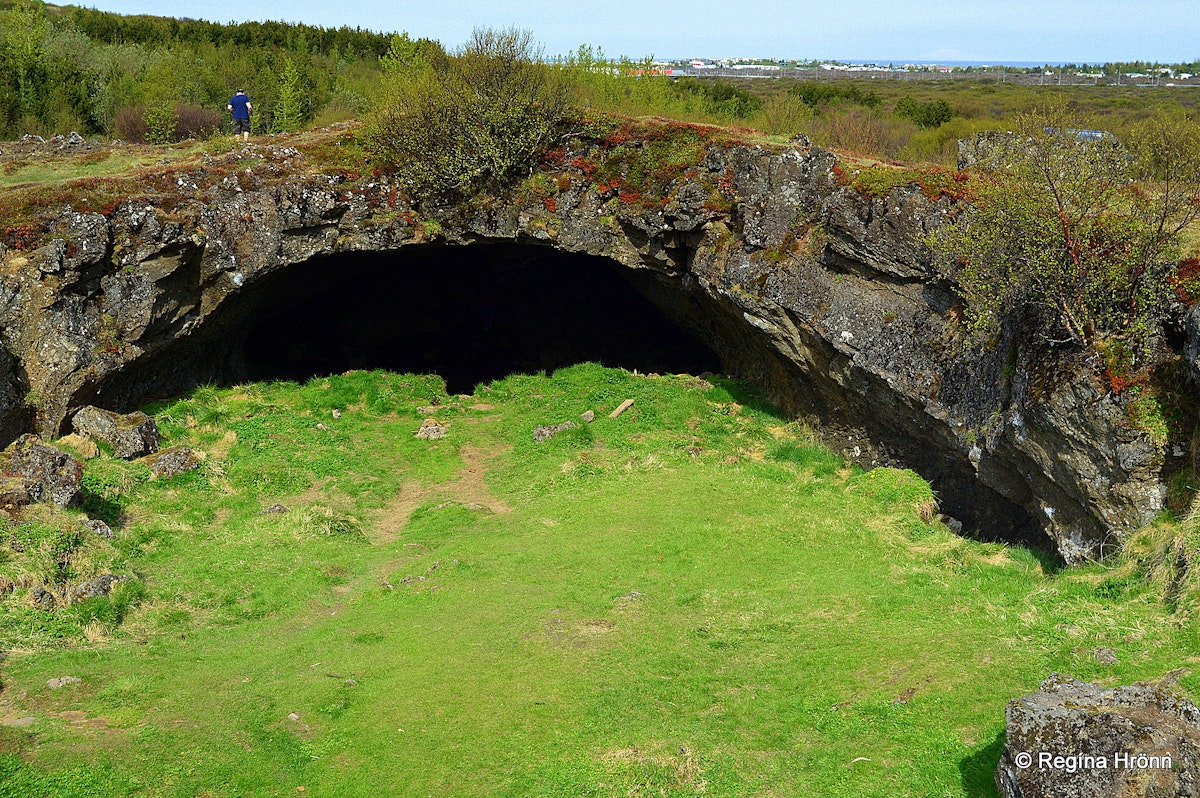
[71,405,159,459]
[998,673,1200,797]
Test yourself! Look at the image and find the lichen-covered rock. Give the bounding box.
[957,131,1019,170]
[141,445,201,477]
[30,586,57,610]
[80,518,113,539]
[0,434,82,507]
[415,419,446,440]
[533,422,575,442]
[72,405,159,459]
[998,673,1200,798]
[69,573,125,602]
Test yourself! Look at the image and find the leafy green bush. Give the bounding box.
[364,28,573,198]
[930,105,1200,363]
[143,102,176,144]
[755,92,815,136]
[894,97,954,129]
[672,77,763,119]
[788,81,882,109]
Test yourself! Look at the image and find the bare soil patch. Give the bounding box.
[371,443,511,543]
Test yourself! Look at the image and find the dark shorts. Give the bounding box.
[233,117,250,134]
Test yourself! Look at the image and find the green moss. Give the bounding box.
[588,117,742,210]
[1125,389,1170,447]
[846,162,970,201]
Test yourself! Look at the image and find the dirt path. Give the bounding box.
[371,443,511,544]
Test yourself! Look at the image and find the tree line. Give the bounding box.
[0,0,432,141]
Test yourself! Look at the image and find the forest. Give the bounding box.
[0,1,413,140]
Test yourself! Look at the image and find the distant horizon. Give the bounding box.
[654,58,1188,68]
[61,1,1200,66]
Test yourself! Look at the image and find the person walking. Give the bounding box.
[227,90,252,142]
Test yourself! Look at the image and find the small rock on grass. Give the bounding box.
[2,434,83,507]
[580,410,595,423]
[262,503,289,514]
[71,406,159,459]
[415,419,446,440]
[80,518,113,539]
[140,446,201,477]
[31,586,57,610]
[70,574,125,602]
[533,422,575,442]
[46,676,81,689]
[1,717,37,727]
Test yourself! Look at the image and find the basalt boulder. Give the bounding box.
[141,445,201,478]
[72,405,160,459]
[0,434,83,509]
[998,673,1200,798]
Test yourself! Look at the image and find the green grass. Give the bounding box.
[0,364,1195,796]
[0,152,161,188]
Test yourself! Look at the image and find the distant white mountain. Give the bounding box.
[920,48,985,61]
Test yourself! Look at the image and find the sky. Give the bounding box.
[68,0,1200,64]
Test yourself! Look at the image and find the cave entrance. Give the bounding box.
[238,242,722,393]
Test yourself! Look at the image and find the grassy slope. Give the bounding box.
[0,365,1194,797]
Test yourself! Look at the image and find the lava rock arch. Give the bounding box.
[0,139,1172,562]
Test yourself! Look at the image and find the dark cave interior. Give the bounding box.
[239,242,723,394]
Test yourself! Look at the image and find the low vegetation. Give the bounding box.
[2,0,1196,172]
[363,28,573,197]
[929,105,1200,367]
[0,365,1196,796]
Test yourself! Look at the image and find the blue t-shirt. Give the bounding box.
[229,94,251,119]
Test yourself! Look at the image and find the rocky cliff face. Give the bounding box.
[0,130,1176,561]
